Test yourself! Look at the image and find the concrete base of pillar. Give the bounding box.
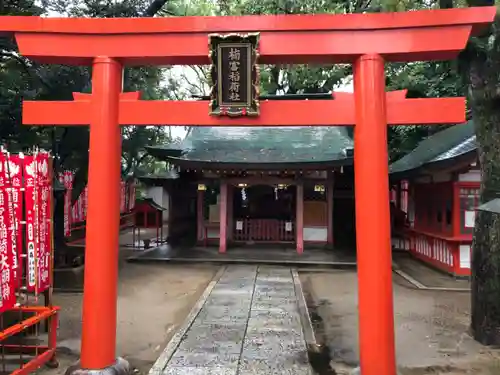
[65,357,131,375]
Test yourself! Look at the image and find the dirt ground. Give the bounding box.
[38,250,218,375]
[300,270,500,375]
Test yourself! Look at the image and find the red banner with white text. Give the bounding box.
[4,154,23,283]
[0,153,17,312]
[120,182,126,213]
[37,153,51,292]
[24,153,51,292]
[63,171,73,237]
[24,155,38,291]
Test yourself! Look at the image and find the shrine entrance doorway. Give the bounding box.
[2,7,495,375]
[232,184,297,243]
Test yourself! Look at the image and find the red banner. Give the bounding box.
[78,194,83,222]
[24,153,51,292]
[0,153,17,312]
[128,184,136,211]
[5,155,23,283]
[83,186,88,219]
[120,182,126,213]
[24,155,38,291]
[63,171,73,237]
[36,153,51,292]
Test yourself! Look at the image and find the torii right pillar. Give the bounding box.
[353,54,395,374]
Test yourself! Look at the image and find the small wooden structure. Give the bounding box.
[390,121,479,277]
[134,198,165,228]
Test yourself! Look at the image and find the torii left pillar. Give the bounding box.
[67,57,130,375]
[354,54,395,374]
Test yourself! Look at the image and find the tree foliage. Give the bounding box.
[1,0,174,203]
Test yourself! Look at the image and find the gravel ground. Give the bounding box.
[300,269,500,375]
[37,253,218,375]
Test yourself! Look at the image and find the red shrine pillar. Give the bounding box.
[80,57,124,370]
[353,54,396,375]
[219,181,228,253]
[227,185,234,242]
[296,183,304,254]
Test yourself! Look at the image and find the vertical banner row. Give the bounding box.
[61,173,135,237]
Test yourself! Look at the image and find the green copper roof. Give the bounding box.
[390,121,476,175]
[147,126,354,165]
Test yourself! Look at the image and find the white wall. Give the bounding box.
[458,170,481,182]
[303,227,328,242]
[146,186,170,222]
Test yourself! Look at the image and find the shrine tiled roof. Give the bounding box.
[146,126,354,165]
[390,121,476,175]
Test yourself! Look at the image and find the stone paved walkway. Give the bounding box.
[160,265,313,375]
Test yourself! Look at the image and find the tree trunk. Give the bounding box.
[467,17,500,345]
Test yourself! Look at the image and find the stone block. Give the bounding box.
[251,299,298,312]
[241,341,308,360]
[177,338,243,355]
[237,358,313,375]
[182,323,247,342]
[163,368,237,375]
[205,296,253,308]
[168,351,240,368]
[244,326,304,345]
[195,306,249,324]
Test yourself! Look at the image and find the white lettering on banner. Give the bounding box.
[2,285,9,302]
[27,242,35,287]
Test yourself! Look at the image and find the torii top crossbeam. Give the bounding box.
[0,7,495,65]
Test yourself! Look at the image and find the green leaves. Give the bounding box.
[0,0,175,202]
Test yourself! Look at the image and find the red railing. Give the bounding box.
[395,228,472,276]
[233,219,295,242]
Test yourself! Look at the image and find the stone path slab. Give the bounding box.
[156,265,313,375]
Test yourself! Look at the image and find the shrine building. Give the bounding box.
[139,118,480,276]
[390,120,479,277]
[141,123,356,254]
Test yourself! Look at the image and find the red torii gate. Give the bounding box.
[1,7,495,375]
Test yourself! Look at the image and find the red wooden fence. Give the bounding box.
[233,219,295,242]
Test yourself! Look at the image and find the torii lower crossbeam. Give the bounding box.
[2,6,495,375]
[23,96,465,126]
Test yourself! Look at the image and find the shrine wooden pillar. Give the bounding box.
[80,57,122,370]
[353,54,396,375]
[395,182,402,210]
[452,182,461,237]
[219,181,228,253]
[197,189,204,243]
[296,183,304,254]
[327,173,334,246]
